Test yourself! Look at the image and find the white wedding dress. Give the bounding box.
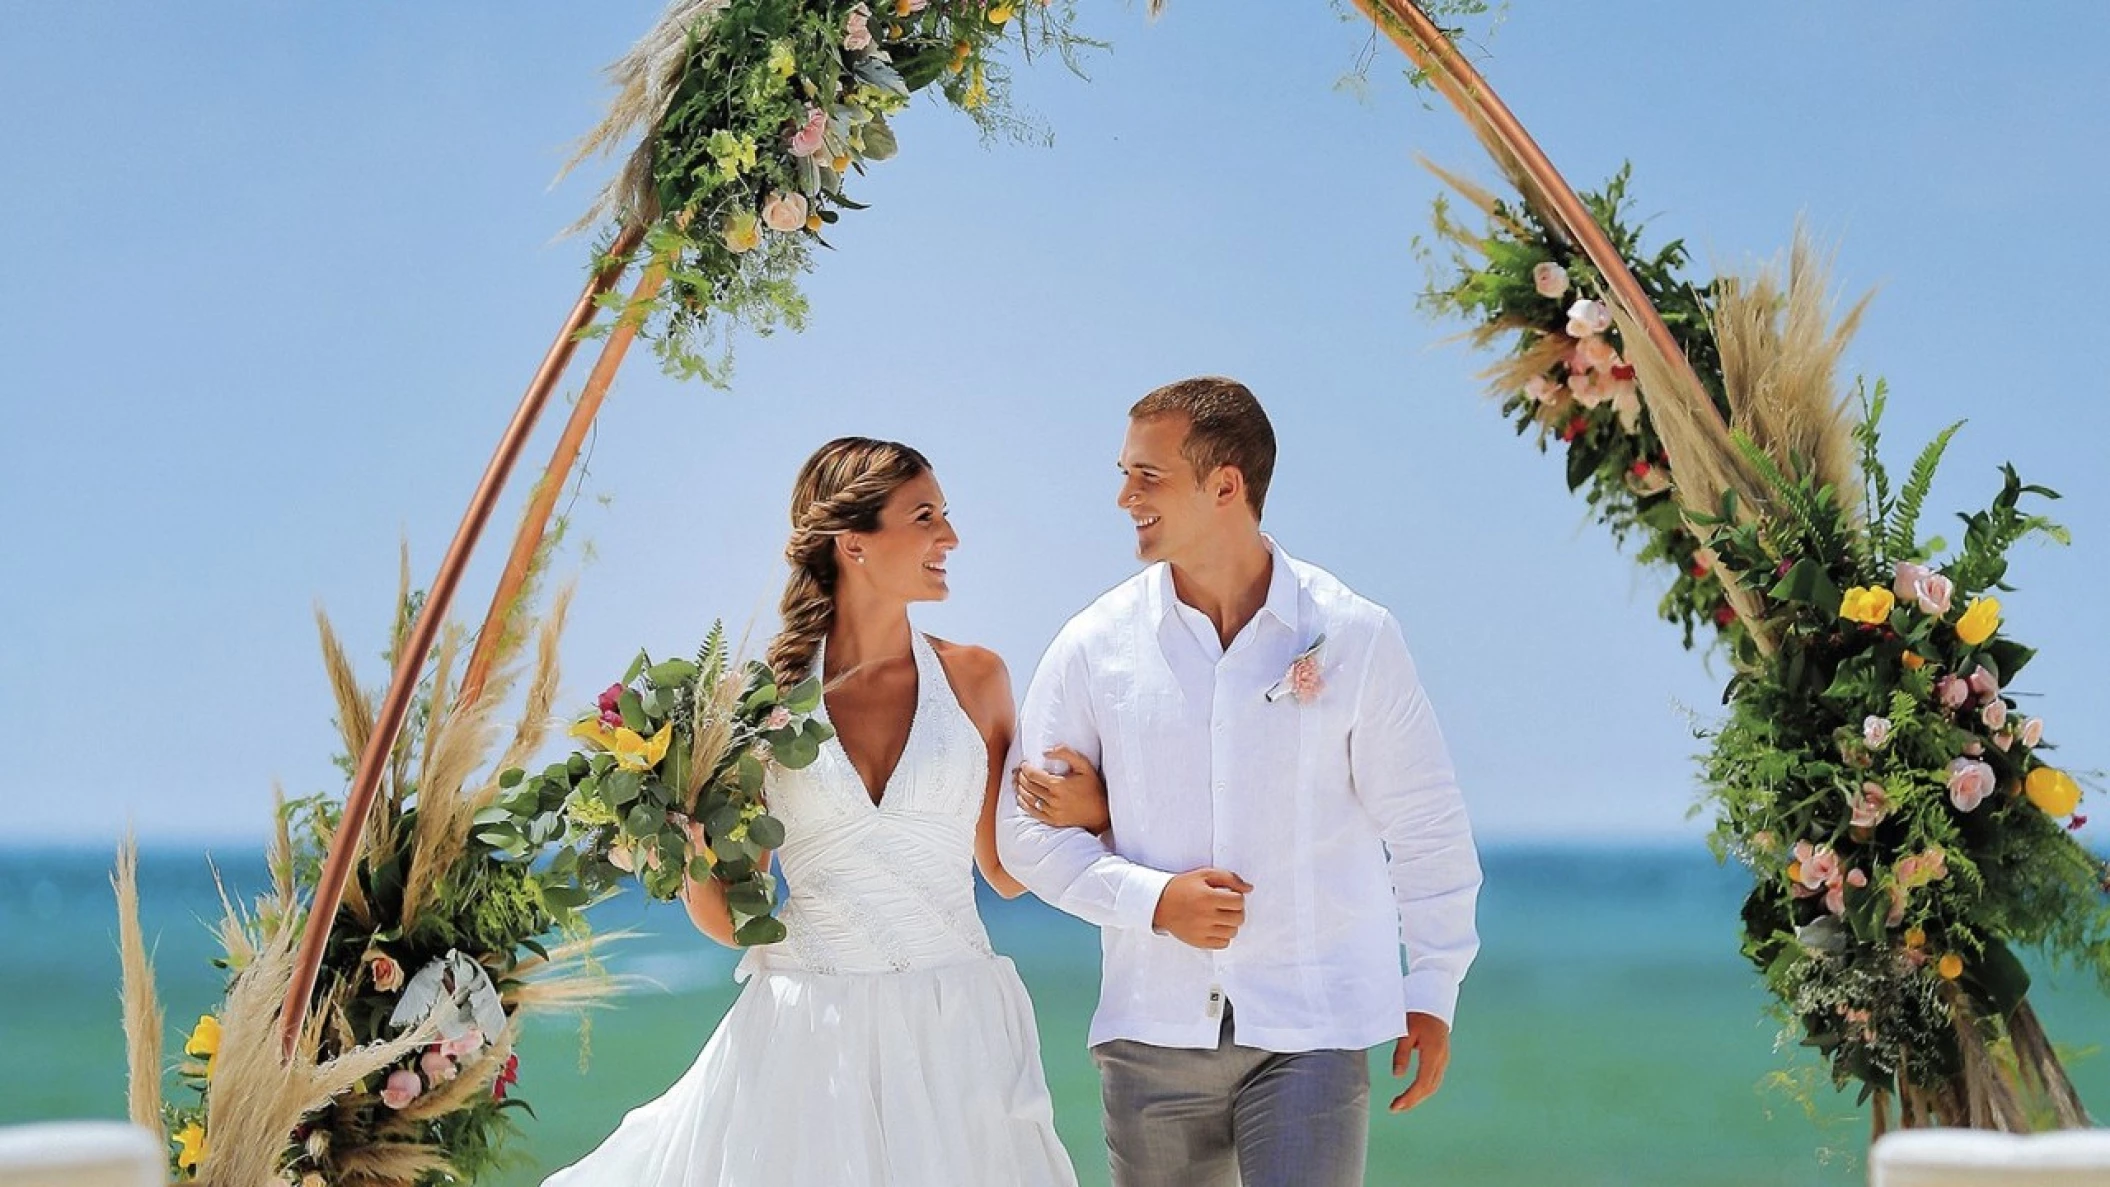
[543,631,1077,1187]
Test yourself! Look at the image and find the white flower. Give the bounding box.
[1532,261,1570,299]
[1566,298,1613,338]
[1862,715,1892,750]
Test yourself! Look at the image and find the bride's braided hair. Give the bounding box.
[766,437,933,685]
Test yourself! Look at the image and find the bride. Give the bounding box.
[542,437,1085,1186]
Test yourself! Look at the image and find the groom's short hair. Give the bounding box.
[1130,377,1276,518]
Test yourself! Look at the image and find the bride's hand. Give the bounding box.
[1015,745,1111,834]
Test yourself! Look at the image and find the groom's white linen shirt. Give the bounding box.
[998,538,1481,1053]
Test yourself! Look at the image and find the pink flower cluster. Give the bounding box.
[1520,290,1643,436]
[1946,756,1997,812]
[380,1028,487,1111]
[1891,561,1954,617]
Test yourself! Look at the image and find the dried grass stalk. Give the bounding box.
[317,606,376,770]
[195,918,431,1187]
[490,583,576,790]
[330,1141,455,1187]
[2008,1000,2092,1127]
[113,833,165,1138]
[1712,226,1870,517]
[560,0,734,233]
[399,692,502,926]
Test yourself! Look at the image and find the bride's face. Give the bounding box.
[840,471,957,603]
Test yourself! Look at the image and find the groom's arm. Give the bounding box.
[1348,610,1483,1028]
[997,625,1174,931]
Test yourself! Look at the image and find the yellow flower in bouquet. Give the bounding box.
[1839,586,1895,625]
[567,719,674,773]
[1955,597,2001,645]
[2025,766,2081,817]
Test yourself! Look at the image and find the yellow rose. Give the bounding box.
[722,211,761,254]
[2025,766,2081,817]
[988,3,1015,24]
[1839,585,1895,626]
[1937,953,1964,981]
[174,1122,208,1172]
[1785,860,1804,884]
[1900,650,1927,671]
[1955,597,2001,646]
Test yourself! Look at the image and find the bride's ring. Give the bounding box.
[1034,795,1047,812]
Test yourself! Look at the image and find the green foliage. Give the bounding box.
[597,0,1102,382]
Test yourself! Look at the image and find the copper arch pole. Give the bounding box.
[458,257,671,707]
[279,222,646,1054]
[1351,0,1729,443]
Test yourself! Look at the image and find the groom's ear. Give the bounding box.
[1208,464,1246,510]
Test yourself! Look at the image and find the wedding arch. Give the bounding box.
[113,2,2104,1182]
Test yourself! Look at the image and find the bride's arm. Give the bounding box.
[940,641,1029,899]
[677,815,774,947]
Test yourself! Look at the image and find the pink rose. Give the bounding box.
[1966,665,2000,704]
[1981,699,2008,730]
[1885,883,1906,927]
[1962,739,1984,757]
[1533,261,1570,299]
[1991,729,2013,752]
[365,951,404,993]
[420,1048,458,1085]
[380,1069,423,1110]
[1846,868,1868,888]
[1915,572,1954,616]
[1523,375,1562,404]
[2021,717,2044,747]
[1576,335,1618,372]
[1825,883,1846,915]
[1288,655,1322,704]
[1566,298,1613,337]
[1946,757,1996,812]
[597,683,627,713]
[1936,676,1969,710]
[1862,715,1892,750]
[440,1027,484,1060]
[761,191,809,233]
[788,105,828,157]
[1569,370,1608,408]
[765,705,793,730]
[1851,782,1889,829]
[1892,561,1929,602]
[599,708,623,729]
[843,4,873,50]
[1800,845,1840,891]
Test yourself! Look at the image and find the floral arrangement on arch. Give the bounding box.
[1421,163,2107,1129]
[1420,164,1735,647]
[121,575,621,1187]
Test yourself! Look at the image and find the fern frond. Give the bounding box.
[1887,421,1963,562]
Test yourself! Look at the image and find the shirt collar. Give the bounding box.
[1145,534,1301,634]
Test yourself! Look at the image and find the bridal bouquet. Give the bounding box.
[479,625,831,945]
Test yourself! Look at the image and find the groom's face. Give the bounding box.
[1117,414,1217,566]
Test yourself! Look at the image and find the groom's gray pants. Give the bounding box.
[1093,1003,1370,1187]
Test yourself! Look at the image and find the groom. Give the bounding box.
[997,377,1482,1187]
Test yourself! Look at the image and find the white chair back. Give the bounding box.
[1871,1129,2110,1186]
[0,1121,164,1187]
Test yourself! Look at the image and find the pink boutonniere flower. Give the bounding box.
[1265,634,1326,704]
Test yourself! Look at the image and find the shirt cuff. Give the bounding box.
[1112,863,1176,932]
[1402,970,1461,1029]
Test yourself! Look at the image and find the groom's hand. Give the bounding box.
[1151,868,1252,949]
[1387,1012,1451,1113]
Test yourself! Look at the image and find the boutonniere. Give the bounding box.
[1265,634,1326,704]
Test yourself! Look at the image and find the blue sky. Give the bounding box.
[2,1,2105,846]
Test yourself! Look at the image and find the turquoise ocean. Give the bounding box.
[4,845,2104,1186]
